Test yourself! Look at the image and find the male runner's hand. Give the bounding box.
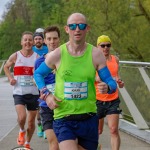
[45,94,62,110]
[97,81,109,94]
[9,78,17,86]
[117,79,124,88]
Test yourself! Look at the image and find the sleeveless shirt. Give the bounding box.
[13,51,39,95]
[95,55,119,101]
[54,43,96,119]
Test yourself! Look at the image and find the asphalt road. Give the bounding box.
[0,77,150,150]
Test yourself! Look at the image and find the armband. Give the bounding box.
[40,87,52,101]
[34,62,53,90]
[98,66,117,94]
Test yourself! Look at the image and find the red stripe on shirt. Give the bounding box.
[14,66,33,75]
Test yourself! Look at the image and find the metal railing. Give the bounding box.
[119,61,150,129]
[0,60,6,75]
[120,61,150,66]
[1,59,150,129]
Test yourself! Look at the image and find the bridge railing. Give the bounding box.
[119,61,150,129]
[1,59,150,129]
[0,60,7,75]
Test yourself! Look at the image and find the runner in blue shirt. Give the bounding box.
[34,26,60,150]
[32,32,48,56]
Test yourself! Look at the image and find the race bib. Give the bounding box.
[46,83,55,95]
[64,81,88,100]
[19,76,34,86]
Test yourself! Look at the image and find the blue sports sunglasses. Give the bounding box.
[67,24,87,30]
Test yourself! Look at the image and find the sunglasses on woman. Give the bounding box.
[67,24,87,30]
[100,44,111,48]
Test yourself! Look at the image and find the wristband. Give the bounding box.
[40,87,52,101]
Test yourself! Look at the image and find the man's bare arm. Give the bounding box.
[45,47,61,70]
[92,47,106,70]
[4,53,17,85]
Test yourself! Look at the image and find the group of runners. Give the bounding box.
[4,12,124,150]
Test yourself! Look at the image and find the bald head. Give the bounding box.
[67,13,87,25]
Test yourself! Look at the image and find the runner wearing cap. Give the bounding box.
[96,35,124,150]
[32,31,48,138]
[32,32,48,56]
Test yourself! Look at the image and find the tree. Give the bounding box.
[0,0,149,61]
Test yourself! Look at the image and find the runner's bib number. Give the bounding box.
[64,82,88,100]
[19,76,34,86]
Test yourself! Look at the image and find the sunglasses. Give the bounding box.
[100,44,111,48]
[67,24,87,30]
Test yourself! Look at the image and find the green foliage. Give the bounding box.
[0,0,150,61]
[0,0,149,126]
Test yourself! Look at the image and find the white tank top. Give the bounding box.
[13,51,39,95]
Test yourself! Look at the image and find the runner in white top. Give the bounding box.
[4,31,39,149]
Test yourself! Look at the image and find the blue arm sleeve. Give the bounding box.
[98,66,117,94]
[34,62,53,90]
[34,55,46,70]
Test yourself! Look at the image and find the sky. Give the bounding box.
[0,0,11,20]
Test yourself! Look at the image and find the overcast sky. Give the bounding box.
[0,0,11,20]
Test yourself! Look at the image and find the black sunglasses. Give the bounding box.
[68,24,87,30]
[100,44,111,48]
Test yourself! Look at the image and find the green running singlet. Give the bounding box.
[54,43,96,119]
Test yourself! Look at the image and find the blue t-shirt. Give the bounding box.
[32,45,48,56]
[34,55,55,107]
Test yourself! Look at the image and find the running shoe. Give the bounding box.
[43,131,47,139]
[17,131,26,146]
[37,124,43,137]
[24,143,31,149]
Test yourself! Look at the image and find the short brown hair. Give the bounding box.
[44,26,60,38]
[21,31,33,40]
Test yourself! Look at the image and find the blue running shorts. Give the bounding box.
[53,115,99,150]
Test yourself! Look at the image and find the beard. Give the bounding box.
[35,42,43,48]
